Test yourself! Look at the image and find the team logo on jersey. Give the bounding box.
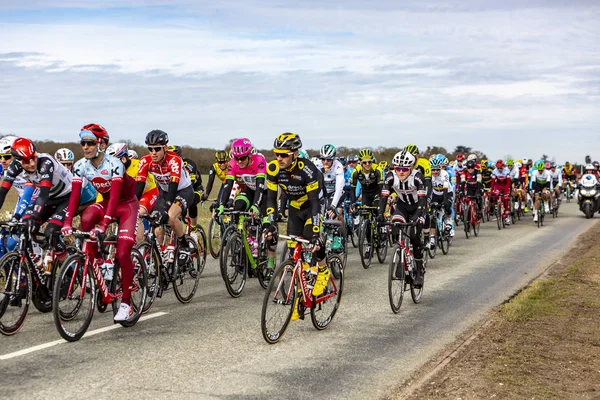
[91,177,111,192]
[101,169,108,175]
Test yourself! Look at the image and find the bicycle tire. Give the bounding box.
[193,225,208,276]
[219,225,237,271]
[463,204,470,239]
[0,252,31,336]
[111,248,147,327]
[261,260,296,344]
[31,252,57,313]
[311,254,344,330]
[350,221,359,248]
[410,273,424,304]
[376,229,388,264]
[221,232,248,298]
[136,241,161,314]
[428,217,437,259]
[52,253,95,342]
[473,205,481,237]
[440,233,450,255]
[388,245,405,314]
[208,218,223,259]
[173,236,201,303]
[358,220,373,269]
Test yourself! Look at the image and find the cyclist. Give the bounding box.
[202,150,229,204]
[0,137,73,274]
[530,160,552,223]
[593,161,600,179]
[562,161,577,196]
[453,153,466,172]
[520,159,531,212]
[137,130,194,267]
[61,125,139,321]
[430,155,454,237]
[54,148,75,171]
[403,144,433,248]
[459,159,484,217]
[264,133,325,302]
[548,162,562,204]
[106,142,159,241]
[318,144,346,248]
[380,150,427,287]
[491,159,512,225]
[507,160,523,212]
[168,145,204,233]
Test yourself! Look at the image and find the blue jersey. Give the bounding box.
[445,166,456,191]
[80,181,97,205]
[344,168,354,190]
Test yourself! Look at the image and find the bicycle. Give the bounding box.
[0,221,66,335]
[430,202,451,256]
[462,194,481,239]
[388,221,425,313]
[342,198,359,248]
[186,217,207,276]
[565,180,574,203]
[261,234,344,344]
[356,205,387,268]
[322,219,347,278]
[206,200,225,259]
[135,215,201,313]
[52,231,147,342]
[220,210,269,298]
[535,193,546,228]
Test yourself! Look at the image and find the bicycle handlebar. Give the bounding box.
[278,234,310,244]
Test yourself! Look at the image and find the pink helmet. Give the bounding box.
[230,138,253,158]
[545,162,551,169]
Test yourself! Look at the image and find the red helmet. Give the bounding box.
[11,137,36,159]
[456,153,465,161]
[496,159,504,169]
[80,123,109,143]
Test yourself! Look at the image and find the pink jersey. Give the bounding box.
[225,154,267,190]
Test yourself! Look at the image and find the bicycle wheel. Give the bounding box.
[311,254,344,330]
[261,261,296,344]
[173,237,201,303]
[495,205,502,230]
[208,218,223,259]
[221,232,247,298]
[358,220,373,269]
[0,252,31,336]
[350,220,359,248]
[463,205,470,238]
[440,231,450,255]
[192,226,208,276]
[52,253,95,342]
[219,225,237,270]
[136,241,161,314]
[428,218,437,259]
[31,252,57,313]
[110,248,147,327]
[388,245,405,314]
[473,205,481,237]
[376,228,388,264]
[280,241,292,265]
[410,273,424,304]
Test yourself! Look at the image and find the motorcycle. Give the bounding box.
[578,174,600,219]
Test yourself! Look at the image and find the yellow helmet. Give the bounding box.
[404,144,419,155]
[379,161,388,169]
[215,150,228,162]
[358,149,373,160]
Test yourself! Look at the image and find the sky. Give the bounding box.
[0,0,599,163]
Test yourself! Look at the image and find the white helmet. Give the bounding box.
[467,154,477,162]
[522,158,529,164]
[128,149,138,159]
[0,136,17,154]
[392,150,416,168]
[54,148,75,162]
[106,142,129,158]
[585,164,595,171]
[320,144,337,159]
[514,161,522,169]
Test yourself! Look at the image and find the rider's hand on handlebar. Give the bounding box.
[61,225,73,237]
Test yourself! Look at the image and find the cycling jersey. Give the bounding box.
[219,153,267,210]
[80,182,97,205]
[266,158,321,238]
[137,151,192,193]
[381,170,427,207]
[432,170,452,195]
[548,169,562,186]
[481,168,493,189]
[508,166,520,182]
[205,162,228,198]
[563,165,575,176]
[444,166,457,191]
[321,159,345,209]
[350,164,384,203]
[530,170,552,191]
[459,169,482,191]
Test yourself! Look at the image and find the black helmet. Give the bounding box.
[273,132,302,153]
[145,129,169,146]
[466,160,476,168]
[168,145,182,157]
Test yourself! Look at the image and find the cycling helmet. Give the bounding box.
[128,149,138,159]
[358,149,373,161]
[480,158,488,166]
[320,144,337,159]
[466,160,476,169]
[11,138,36,160]
[273,132,302,153]
[487,160,493,168]
[430,155,444,168]
[167,145,183,157]
[495,160,505,169]
[231,138,253,158]
[403,144,419,155]
[550,162,557,168]
[585,164,595,171]
[348,154,359,163]
[467,154,477,161]
[514,161,522,169]
[215,150,228,162]
[298,149,309,159]
[564,160,570,165]
[80,123,109,143]
[523,158,530,164]
[593,161,600,169]
[106,142,129,158]
[535,160,545,171]
[506,159,514,166]
[456,153,465,162]
[379,160,388,170]
[544,162,551,169]
[392,150,416,168]
[145,129,169,146]
[441,155,449,167]
[0,136,17,154]
[55,148,75,162]
[338,156,347,167]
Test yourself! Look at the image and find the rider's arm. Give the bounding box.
[204,166,216,198]
[379,171,392,214]
[350,168,358,203]
[305,164,322,237]
[265,161,280,223]
[331,162,345,209]
[0,161,20,209]
[29,158,57,220]
[251,174,266,211]
[135,156,150,200]
[14,183,35,218]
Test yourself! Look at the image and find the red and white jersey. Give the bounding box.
[136,151,192,192]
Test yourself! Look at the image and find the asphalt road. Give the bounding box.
[0,202,596,399]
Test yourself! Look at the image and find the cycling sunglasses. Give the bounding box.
[275,152,293,159]
[0,154,12,161]
[361,160,372,165]
[80,140,98,147]
[395,167,410,172]
[320,157,334,162]
[235,155,249,162]
[147,146,163,153]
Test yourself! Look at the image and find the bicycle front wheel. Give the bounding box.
[193,226,208,276]
[376,228,388,264]
[221,232,247,298]
[358,221,373,269]
[388,245,405,314]
[463,205,471,238]
[52,254,95,342]
[136,241,161,314]
[173,236,201,303]
[208,218,223,259]
[311,254,344,330]
[261,261,296,344]
[111,248,148,327]
[0,252,31,336]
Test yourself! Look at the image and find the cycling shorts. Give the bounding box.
[139,187,159,214]
[287,206,318,239]
[532,181,550,194]
[155,186,195,216]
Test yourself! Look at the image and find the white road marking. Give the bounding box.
[0,311,168,361]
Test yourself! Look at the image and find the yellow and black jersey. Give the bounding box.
[350,164,384,203]
[415,158,432,179]
[266,157,321,235]
[204,163,228,198]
